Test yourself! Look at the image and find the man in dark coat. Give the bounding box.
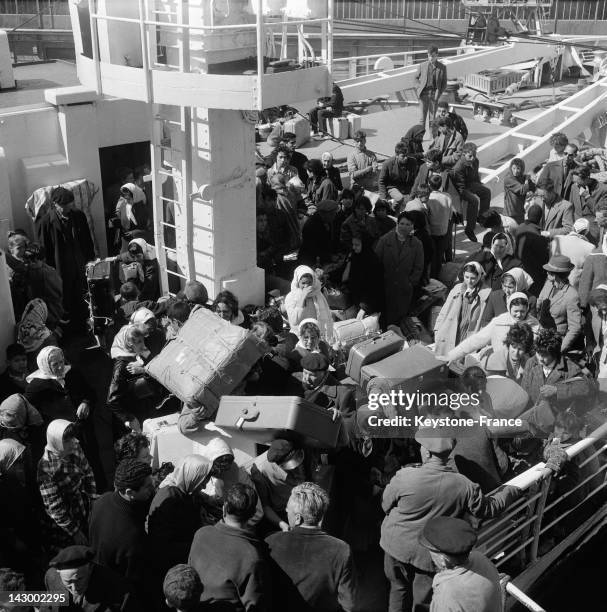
[538,142,579,198]
[415,46,447,132]
[298,353,356,418]
[88,460,155,603]
[298,200,339,266]
[266,482,357,612]
[514,204,550,296]
[41,545,142,612]
[35,186,95,328]
[188,484,272,612]
[380,429,522,612]
[309,82,344,135]
[437,101,468,141]
[378,142,418,207]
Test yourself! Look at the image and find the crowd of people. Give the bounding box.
[2,46,607,611]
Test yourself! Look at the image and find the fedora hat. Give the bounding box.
[543,254,574,274]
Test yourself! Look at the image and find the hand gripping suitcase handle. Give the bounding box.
[235,407,260,429]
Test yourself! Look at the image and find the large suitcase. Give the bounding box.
[333,315,380,351]
[145,309,267,415]
[283,115,311,147]
[346,113,362,138]
[86,258,118,334]
[359,344,448,393]
[346,330,404,383]
[215,395,341,448]
[330,116,349,139]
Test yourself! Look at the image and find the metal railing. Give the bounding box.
[476,422,607,581]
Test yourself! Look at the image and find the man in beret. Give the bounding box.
[88,459,155,604]
[420,517,502,612]
[35,186,95,330]
[298,352,356,419]
[41,545,142,612]
[298,199,340,267]
[381,428,521,612]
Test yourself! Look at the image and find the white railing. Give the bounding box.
[477,422,607,581]
[332,44,483,79]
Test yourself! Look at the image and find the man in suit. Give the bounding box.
[415,46,447,132]
[428,116,464,168]
[538,142,579,198]
[535,176,575,238]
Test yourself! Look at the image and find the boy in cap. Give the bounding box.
[42,545,141,612]
[420,517,502,612]
[381,428,521,612]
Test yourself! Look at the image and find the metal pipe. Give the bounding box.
[138,0,151,103]
[256,0,264,105]
[506,583,546,612]
[88,0,102,95]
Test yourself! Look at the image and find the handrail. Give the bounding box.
[332,44,483,64]
[505,583,547,612]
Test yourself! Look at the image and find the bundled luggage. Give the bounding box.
[283,114,311,146]
[145,309,268,415]
[215,395,341,448]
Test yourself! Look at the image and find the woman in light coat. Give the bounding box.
[434,261,491,357]
[447,292,539,363]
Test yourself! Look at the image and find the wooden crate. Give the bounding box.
[464,70,524,95]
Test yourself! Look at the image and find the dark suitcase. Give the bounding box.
[359,344,448,393]
[345,330,404,383]
[145,309,268,415]
[86,258,118,334]
[215,395,341,448]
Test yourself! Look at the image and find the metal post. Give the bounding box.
[35,0,43,29]
[48,0,54,29]
[138,0,151,103]
[327,0,334,74]
[88,0,102,95]
[256,0,264,108]
[529,477,551,562]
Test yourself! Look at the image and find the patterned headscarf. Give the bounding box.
[17,298,51,353]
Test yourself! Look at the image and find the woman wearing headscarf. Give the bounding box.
[434,261,492,357]
[200,438,264,526]
[130,306,165,357]
[268,173,302,253]
[284,265,334,342]
[321,151,343,191]
[465,231,522,290]
[37,419,96,553]
[118,238,160,301]
[341,233,384,317]
[480,267,536,327]
[113,182,150,252]
[147,455,212,569]
[401,124,426,167]
[504,158,535,224]
[107,324,157,435]
[287,319,333,372]
[0,439,42,574]
[0,394,45,464]
[17,298,58,370]
[447,292,539,363]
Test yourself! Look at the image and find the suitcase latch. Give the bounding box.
[235,407,260,429]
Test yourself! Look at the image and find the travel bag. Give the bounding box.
[345,330,405,383]
[346,113,362,138]
[215,395,341,448]
[282,115,311,147]
[86,258,118,333]
[359,344,449,394]
[330,116,349,139]
[333,315,380,351]
[145,309,268,415]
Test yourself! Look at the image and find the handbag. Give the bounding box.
[324,284,351,311]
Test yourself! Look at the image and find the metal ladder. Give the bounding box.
[148,0,194,295]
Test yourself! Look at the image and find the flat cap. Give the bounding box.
[267,439,304,470]
[301,352,330,372]
[415,427,455,454]
[419,517,477,555]
[317,199,338,213]
[49,546,94,570]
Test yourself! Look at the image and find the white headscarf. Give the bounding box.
[129,238,156,261]
[120,183,146,225]
[288,266,334,342]
[130,308,155,326]
[503,267,534,292]
[507,291,529,312]
[26,346,71,386]
[110,324,149,360]
[159,454,212,495]
[44,419,73,457]
[0,439,25,475]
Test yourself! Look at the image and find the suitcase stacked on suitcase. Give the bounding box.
[145,309,268,415]
[345,330,405,384]
[215,395,341,448]
[86,258,119,335]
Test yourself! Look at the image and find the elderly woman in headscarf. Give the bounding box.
[284,265,334,343]
[118,238,160,301]
[0,394,45,463]
[401,124,426,166]
[321,151,343,191]
[107,324,157,435]
[147,455,212,570]
[37,419,97,553]
[447,292,539,363]
[480,267,536,327]
[17,298,58,370]
[112,182,150,252]
[199,438,263,526]
[434,261,492,357]
[0,438,43,572]
[130,306,165,357]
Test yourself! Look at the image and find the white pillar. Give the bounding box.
[0,250,16,370]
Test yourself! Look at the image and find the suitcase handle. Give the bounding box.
[235,407,260,429]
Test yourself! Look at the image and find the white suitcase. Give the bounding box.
[346,113,362,138]
[283,116,311,147]
[330,116,349,140]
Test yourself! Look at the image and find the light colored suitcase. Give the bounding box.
[283,116,311,147]
[346,113,362,138]
[215,395,341,448]
[330,116,349,140]
[145,309,267,415]
[345,330,404,383]
[333,315,380,352]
